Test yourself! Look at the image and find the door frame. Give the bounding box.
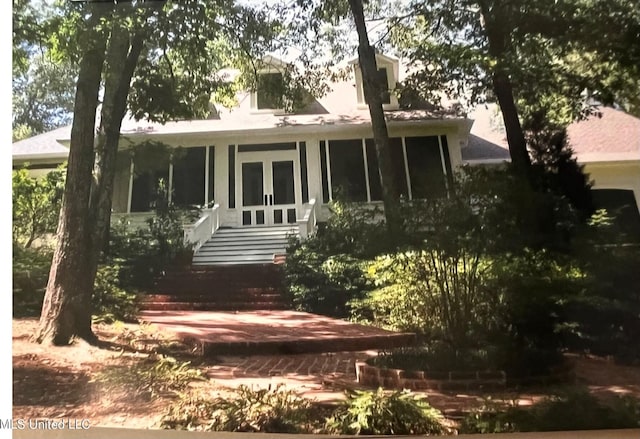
[236,149,301,226]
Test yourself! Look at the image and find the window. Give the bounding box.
[365,138,408,200]
[256,72,284,110]
[172,147,206,207]
[130,166,169,212]
[363,68,391,105]
[405,136,447,199]
[329,139,368,202]
[351,53,399,109]
[320,135,452,205]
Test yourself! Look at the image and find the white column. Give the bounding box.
[362,139,371,202]
[127,157,134,214]
[168,162,174,204]
[401,137,412,200]
[204,145,210,205]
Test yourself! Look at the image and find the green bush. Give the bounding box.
[353,250,494,344]
[12,244,53,316]
[161,385,318,433]
[325,388,447,436]
[460,389,640,433]
[92,262,139,323]
[283,200,388,317]
[12,165,65,248]
[95,355,203,399]
[368,343,496,373]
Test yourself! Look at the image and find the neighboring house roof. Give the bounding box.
[463,105,640,164]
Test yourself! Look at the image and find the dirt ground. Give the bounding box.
[12,318,640,430]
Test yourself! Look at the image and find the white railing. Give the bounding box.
[297,198,317,239]
[183,203,220,252]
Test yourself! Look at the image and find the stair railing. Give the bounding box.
[183,203,220,252]
[297,198,317,239]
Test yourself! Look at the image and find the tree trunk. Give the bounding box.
[88,24,145,276]
[480,4,532,178]
[348,0,402,235]
[35,12,108,345]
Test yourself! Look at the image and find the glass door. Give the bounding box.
[270,160,297,225]
[239,151,299,226]
[241,161,267,226]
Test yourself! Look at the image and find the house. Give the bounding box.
[12,54,640,263]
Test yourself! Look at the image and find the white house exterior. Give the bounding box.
[12,55,640,253]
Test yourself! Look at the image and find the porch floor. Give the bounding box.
[138,310,416,356]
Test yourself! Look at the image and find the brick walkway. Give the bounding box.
[139,310,416,355]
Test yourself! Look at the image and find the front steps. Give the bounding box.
[141,264,290,312]
[193,225,298,266]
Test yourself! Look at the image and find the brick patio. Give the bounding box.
[138,309,416,356]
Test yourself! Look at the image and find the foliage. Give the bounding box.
[460,389,640,433]
[526,111,594,221]
[563,244,640,363]
[92,263,139,324]
[161,385,317,433]
[12,244,53,317]
[325,388,447,436]
[12,53,76,139]
[391,0,640,122]
[355,250,494,346]
[107,182,197,290]
[368,343,495,374]
[95,355,203,399]
[283,200,390,317]
[12,165,65,248]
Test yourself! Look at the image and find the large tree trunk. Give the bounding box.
[480,4,532,178]
[88,23,145,273]
[348,0,402,235]
[35,11,108,345]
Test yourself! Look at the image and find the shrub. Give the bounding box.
[284,247,368,317]
[12,165,65,248]
[92,262,139,323]
[353,250,494,345]
[95,355,203,399]
[12,244,53,316]
[368,343,496,373]
[161,385,318,433]
[283,200,387,317]
[325,388,447,436]
[460,389,640,433]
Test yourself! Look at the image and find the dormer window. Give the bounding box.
[350,53,399,110]
[250,56,287,114]
[257,72,284,110]
[372,67,391,105]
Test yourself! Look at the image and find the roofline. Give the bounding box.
[13,152,69,161]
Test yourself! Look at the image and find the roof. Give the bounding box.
[13,58,463,159]
[12,125,71,161]
[463,105,640,164]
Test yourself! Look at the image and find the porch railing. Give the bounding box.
[297,198,317,239]
[183,203,220,252]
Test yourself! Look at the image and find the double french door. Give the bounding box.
[239,151,299,226]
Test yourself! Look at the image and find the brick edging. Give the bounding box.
[355,361,507,391]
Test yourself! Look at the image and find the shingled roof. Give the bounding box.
[463,105,640,164]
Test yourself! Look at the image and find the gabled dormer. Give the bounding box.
[349,53,400,111]
[250,55,288,114]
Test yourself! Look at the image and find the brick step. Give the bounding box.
[142,293,286,303]
[152,285,284,295]
[152,280,283,294]
[140,301,291,311]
